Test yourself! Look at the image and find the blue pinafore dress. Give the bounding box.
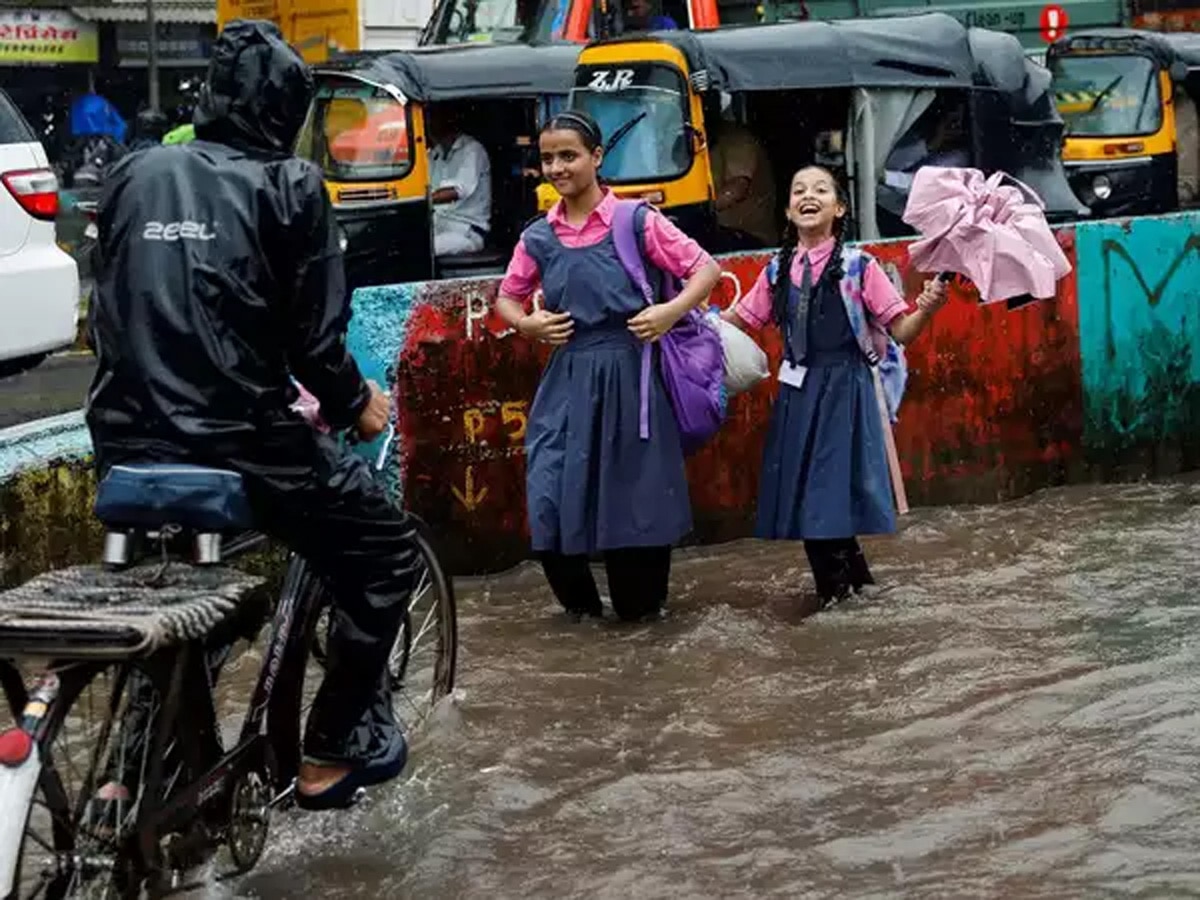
[521,219,692,555]
[755,266,896,540]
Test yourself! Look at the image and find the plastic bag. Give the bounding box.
[290,379,330,433]
[713,314,769,395]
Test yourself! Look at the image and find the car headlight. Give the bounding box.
[1092,174,1113,201]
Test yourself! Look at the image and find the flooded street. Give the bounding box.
[229,477,1200,898]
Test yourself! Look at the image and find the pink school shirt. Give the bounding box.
[733,237,910,359]
[498,190,714,301]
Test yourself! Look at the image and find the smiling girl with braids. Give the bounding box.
[723,165,948,609]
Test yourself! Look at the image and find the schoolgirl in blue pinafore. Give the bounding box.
[495,110,719,621]
[727,165,946,607]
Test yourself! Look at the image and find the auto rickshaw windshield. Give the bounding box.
[295,80,413,182]
[570,62,692,183]
[1050,53,1163,137]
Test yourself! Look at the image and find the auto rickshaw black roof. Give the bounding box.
[1047,28,1200,69]
[314,41,580,102]
[583,13,979,91]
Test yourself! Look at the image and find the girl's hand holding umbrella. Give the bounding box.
[916,277,949,313]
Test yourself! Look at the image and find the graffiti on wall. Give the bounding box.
[1075,213,1200,471]
[350,233,1084,574]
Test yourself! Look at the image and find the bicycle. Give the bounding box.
[0,423,457,898]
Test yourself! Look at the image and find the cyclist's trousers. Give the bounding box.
[229,425,424,764]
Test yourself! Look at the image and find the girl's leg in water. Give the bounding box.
[540,552,604,618]
[804,538,875,606]
[605,546,671,621]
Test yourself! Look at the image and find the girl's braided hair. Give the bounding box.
[770,166,852,329]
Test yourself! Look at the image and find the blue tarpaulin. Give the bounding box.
[69,94,128,143]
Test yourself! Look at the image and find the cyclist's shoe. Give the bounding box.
[296,721,407,811]
[297,680,407,811]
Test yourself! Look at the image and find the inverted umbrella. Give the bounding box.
[902,166,1072,306]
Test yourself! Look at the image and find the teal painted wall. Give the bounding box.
[1075,213,1200,476]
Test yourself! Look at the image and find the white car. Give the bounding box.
[0,88,79,374]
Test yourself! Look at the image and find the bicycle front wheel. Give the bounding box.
[388,518,458,727]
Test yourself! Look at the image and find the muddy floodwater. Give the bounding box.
[213,477,1200,899]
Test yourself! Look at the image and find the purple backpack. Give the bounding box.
[611,200,726,456]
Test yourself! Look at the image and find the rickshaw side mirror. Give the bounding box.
[1170,60,1189,83]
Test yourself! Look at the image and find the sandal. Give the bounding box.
[295,724,408,811]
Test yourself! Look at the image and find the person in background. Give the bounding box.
[706,93,777,248]
[723,165,948,609]
[495,110,721,622]
[883,99,971,192]
[428,104,493,256]
[128,109,171,152]
[625,0,679,31]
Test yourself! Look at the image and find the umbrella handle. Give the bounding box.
[992,170,1046,210]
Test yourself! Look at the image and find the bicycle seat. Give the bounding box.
[95,464,253,568]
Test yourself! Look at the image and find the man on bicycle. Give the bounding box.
[86,19,420,810]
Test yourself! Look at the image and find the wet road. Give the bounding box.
[218,477,1200,898]
[0,352,95,429]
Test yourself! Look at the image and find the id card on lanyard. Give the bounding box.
[778,360,807,389]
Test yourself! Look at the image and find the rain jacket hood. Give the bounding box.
[194,19,313,154]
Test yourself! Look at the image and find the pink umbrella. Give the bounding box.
[902,167,1072,306]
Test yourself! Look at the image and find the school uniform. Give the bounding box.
[734,237,910,601]
[500,190,714,619]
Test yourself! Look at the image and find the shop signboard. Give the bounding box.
[0,9,98,64]
[217,0,361,64]
[116,22,215,67]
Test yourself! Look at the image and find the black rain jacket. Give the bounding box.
[86,19,369,471]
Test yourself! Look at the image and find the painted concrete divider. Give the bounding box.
[3,212,1199,583]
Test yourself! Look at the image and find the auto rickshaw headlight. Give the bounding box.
[337,226,350,253]
[1092,174,1113,201]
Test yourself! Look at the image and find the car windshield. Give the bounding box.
[570,63,691,183]
[422,0,536,44]
[294,80,412,182]
[0,89,36,144]
[1050,54,1162,137]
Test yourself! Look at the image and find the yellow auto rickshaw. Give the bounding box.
[296,42,580,290]
[1048,29,1200,217]
[567,14,1084,250]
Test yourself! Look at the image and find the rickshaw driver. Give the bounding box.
[625,0,679,31]
[428,103,494,256]
[883,98,971,191]
[705,93,777,248]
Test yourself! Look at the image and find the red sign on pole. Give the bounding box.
[1040,3,1069,42]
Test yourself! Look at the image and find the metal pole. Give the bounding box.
[146,0,160,112]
